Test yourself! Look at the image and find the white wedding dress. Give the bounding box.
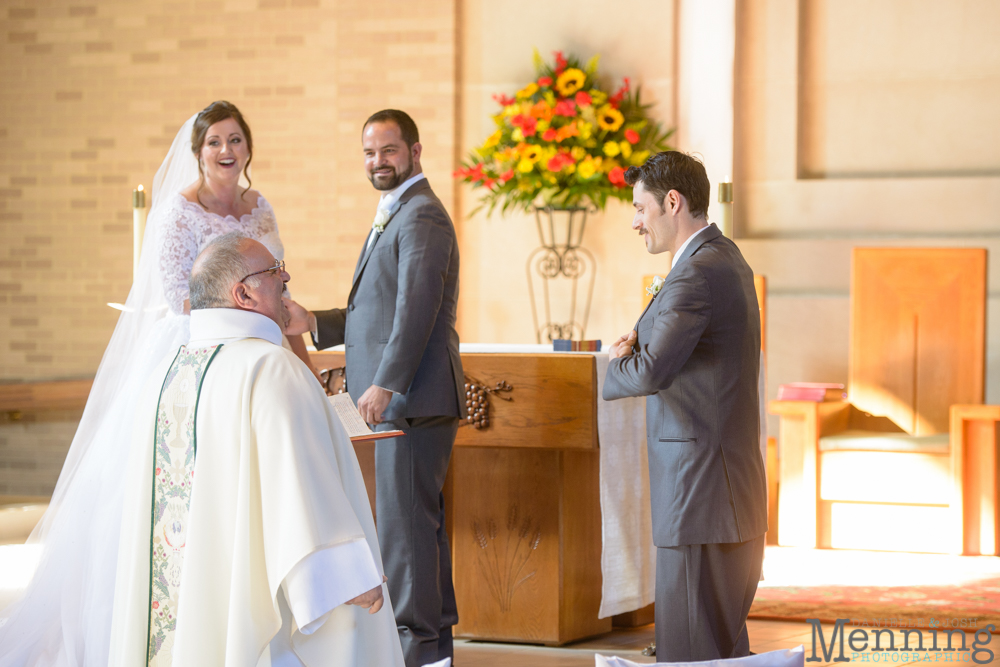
[0,115,285,667]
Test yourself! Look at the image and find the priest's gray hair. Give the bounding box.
[189,232,261,310]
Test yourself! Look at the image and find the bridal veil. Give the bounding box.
[0,115,200,666]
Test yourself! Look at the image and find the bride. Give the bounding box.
[0,100,317,666]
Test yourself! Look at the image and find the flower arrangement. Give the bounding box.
[455,50,673,215]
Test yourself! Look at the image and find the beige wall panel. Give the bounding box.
[735,0,1000,237]
[458,0,678,344]
[799,0,1000,178]
[0,0,457,381]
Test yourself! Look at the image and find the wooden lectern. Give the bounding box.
[311,350,610,645]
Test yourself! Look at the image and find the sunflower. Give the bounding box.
[555,68,586,97]
[521,144,542,162]
[596,105,625,132]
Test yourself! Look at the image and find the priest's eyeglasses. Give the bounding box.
[241,259,285,283]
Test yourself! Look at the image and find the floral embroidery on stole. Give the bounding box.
[146,344,222,666]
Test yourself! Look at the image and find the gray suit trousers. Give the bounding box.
[375,416,459,667]
[655,534,765,662]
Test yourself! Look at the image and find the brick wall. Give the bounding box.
[0,0,457,381]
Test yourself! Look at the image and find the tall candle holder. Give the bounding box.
[718,180,733,238]
[132,185,147,279]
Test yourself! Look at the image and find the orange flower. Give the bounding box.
[530,100,554,121]
[542,128,557,142]
[555,123,579,142]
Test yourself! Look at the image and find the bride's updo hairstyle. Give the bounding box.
[191,100,254,199]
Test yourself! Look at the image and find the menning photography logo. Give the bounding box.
[807,619,996,664]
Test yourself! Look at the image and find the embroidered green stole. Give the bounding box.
[145,344,222,666]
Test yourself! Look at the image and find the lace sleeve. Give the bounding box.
[156,201,201,315]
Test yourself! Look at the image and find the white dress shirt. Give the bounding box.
[365,171,426,250]
[671,223,712,270]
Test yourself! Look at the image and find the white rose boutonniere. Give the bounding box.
[372,208,391,234]
[645,275,665,297]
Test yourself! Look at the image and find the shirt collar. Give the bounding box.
[670,224,712,270]
[377,172,426,213]
[189,308,283,346]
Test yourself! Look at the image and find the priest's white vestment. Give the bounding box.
[109,308,405,667]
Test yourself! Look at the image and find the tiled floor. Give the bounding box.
[454,620,1000,666]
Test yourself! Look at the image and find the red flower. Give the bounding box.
[553,99,575,117]
[542,128,557,142]
[492,93,516,107]
[554,51,568,75]
[500,169,515,182]
[483,178,496,189]
[624,128,640,144]
[152,601,159,609]
[547,152,575,172]
[574,91,592,106]
[608,166,627,188]
[608,77,631,108]
[538,76,553,87]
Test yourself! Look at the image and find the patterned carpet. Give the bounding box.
[748,547,1000,632]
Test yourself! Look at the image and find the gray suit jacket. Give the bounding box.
[603,224,766,548]
[313,179,465,421]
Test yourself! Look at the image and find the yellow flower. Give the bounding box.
[577,159,597,179]
[511,127,524,142]
[578,120,593,140]
[517,158,535,173]
[536,119,550,132]
[484,130,502,148]
[555,68,586,97]
[597,105,625,132]
[603,141,620,157]
[589,89,607,106]
[631,149,650,165]
[570,146,587,160]
[619,141,632,159]
[517,82,539,99]
[544,173,557,185]
[521,144,542,162]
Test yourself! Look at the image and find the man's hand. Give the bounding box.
[357,385,393,424]
[346,576,387,615]
[609,330,638,360]
[282,298,315,337]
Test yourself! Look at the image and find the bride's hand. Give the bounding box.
[283,298,314,337]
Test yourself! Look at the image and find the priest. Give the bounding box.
[108,232,404,667]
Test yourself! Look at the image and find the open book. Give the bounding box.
[328,393,405,442]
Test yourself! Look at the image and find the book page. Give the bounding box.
[328,393,373,439]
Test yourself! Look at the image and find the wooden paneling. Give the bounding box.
[850,248,986,435]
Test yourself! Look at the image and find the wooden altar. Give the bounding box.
[311,350,610,645]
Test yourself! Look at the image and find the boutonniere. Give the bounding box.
[645,275,665,297]
[372,209,391,234]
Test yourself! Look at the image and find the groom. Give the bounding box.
[287,109,464,667]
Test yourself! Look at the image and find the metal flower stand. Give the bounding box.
[525,206,597,343]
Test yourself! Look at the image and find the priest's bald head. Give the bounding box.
[189,232,291,329]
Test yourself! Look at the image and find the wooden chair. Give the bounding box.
[771,248,998,555]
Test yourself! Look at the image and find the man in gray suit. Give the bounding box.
[285,110,464,667]
[603,151,767,662]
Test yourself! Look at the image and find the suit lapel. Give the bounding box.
[349,178,433,294]
[630,225,721,330]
